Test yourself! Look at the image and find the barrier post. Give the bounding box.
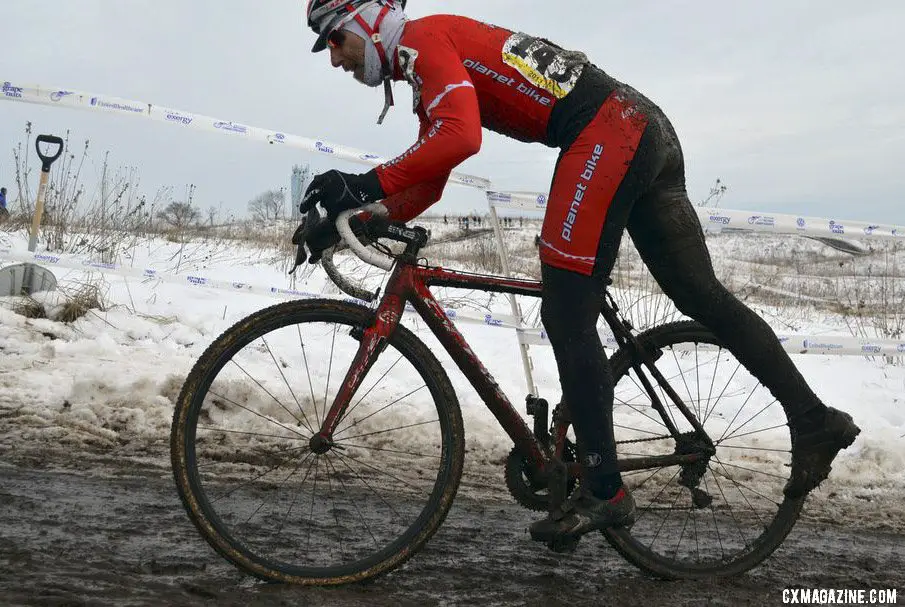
[487,196,537,396]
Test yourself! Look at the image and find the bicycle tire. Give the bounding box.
[602,320,804,579]
[171,299,465,585]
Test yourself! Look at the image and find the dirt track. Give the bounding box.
[1,448,903,607]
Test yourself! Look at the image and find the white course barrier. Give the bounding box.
[485,191,905,242]
[5,246,901,358]
[0,247,516,331]
[483,190,905,369]
[0,81,492,190]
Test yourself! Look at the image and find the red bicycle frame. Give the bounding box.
[317,260,552,470]
[315,255,707,478]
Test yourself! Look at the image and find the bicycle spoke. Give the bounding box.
[271,451,319,536]
[647,475,688,552]
[339,442,442,460]
[331,449,406,520]
[195,443,311,471]
[210,448,313,513]
[717,444,791,455]
[719,408,783,443]
[322,455,348,565]
[671,347,699,421]
[304,456,320,558]
[701,360,743,427]
[298,324,320,429]
[701,473,725,561]
[222,362,312,435]
[706,465,750,548]
[323,453,380,552]
[705,346,722,425]
[335,384,428,438]
[339,419,440,443]
[198,425,310,443]
[712,455,778,514]
[262,335,316,436]
[208,389,310,441]
[323,323,339,426]
[337,354,407,430]
[715,380,761,444]
[634,467,681,526]
[710,459,789,482]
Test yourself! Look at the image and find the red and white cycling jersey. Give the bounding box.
[375,15,591,220]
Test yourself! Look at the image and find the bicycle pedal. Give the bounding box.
[546,535,580,554]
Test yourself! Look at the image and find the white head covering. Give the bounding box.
[338,2,408,87]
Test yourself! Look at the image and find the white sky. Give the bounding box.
[1,1,904,222]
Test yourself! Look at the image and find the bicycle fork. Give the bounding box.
[309,294,406,453]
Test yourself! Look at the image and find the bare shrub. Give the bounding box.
[10,296,47,319]
[248,189,287,223]
[55,280,108,323]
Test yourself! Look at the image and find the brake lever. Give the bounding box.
[289,210,325,275]
[288,223,308,276]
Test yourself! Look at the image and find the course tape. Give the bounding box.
[5,80,899,240]
[4,248,901,357]
[0,81,491,190]
[0,248,516,331]
[517,327,905,357]
[487,191,905,242]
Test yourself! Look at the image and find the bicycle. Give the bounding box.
[171,203,804,585]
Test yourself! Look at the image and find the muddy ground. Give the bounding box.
[1,448,903,607]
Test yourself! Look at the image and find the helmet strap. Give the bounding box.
[351,3,396,124]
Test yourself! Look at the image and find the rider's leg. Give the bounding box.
[537,91,661,503]
[628,157,825,424]
[625,135,860,498]
[530,92,662,543]
[540,264,619,499]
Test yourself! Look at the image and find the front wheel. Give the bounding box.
[603,321,803,579]
[171,299,465,585]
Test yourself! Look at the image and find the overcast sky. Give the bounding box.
[1,1,903,223]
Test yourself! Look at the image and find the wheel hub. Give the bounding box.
[309,433,334,455]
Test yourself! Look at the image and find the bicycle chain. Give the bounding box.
[615,434,673,445]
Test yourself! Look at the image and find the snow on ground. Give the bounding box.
[1,224,904,526]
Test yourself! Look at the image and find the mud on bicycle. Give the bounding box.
[170,204,806,585]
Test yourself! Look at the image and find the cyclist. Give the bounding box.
[298,0,861,548]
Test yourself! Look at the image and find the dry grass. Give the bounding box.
[10,296,48,319]
[55,281,107,323]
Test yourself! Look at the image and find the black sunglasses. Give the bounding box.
[327,28,347,49]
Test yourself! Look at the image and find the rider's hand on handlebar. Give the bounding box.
[297,211,388,265]
[299,169,385,220]
[304,218,342,264]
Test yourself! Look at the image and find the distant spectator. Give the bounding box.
[0,187,8,221]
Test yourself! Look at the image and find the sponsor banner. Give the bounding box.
[694,208,903,242]
[0,81,491,190]
[516,327,905,356]
[487,191,904,241]
[486,191,549,211]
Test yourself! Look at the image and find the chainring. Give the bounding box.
[504,440,578,512]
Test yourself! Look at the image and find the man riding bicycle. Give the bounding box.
[298,0,860,548]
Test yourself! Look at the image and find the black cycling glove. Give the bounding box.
[299,169,385,220]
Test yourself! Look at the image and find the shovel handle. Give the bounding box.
[35,135,64,172]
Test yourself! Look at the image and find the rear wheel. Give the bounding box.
[603,321,803,579]
[171,299,465,585]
